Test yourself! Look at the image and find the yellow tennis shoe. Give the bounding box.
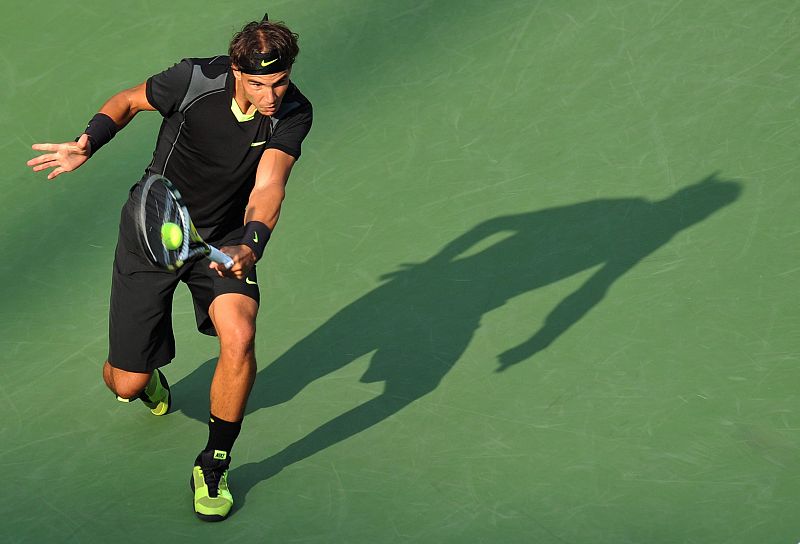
[140,368,171,415]
[190,449,233,522]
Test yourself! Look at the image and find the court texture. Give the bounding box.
[1,1,798,542]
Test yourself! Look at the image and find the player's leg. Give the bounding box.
[103,362,151,398]
[104,207,180,414]
[208,293,258,422]
[103,362,172,416]
[185,263,260,522]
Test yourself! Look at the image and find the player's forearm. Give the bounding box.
[240,149,294,259]
[244,184,286,231]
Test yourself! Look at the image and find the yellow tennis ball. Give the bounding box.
[161,222,183,250]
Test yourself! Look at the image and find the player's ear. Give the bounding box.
[231,67,242,81]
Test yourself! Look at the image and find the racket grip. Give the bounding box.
[208,246,234,269]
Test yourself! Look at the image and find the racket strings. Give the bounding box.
[133,174,220,270]
[138,179,189,267]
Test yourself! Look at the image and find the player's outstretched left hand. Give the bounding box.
[27,134,92,180]
[211,244,257,279]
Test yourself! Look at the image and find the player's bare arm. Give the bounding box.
[212,148,296,278]
[26,83,154,179]
[96,82,156,127]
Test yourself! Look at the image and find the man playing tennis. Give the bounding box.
[26,16,312,522]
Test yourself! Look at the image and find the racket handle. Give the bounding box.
[208,246,234,269]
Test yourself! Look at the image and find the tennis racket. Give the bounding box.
[134,174,234,271]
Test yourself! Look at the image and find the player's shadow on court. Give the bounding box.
[175,173,741,513]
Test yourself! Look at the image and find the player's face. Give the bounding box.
[235,70,291,116]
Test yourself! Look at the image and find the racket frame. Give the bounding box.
[137,174,234,271]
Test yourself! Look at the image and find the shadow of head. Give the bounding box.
[658,173,742,227]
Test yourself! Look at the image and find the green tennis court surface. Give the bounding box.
[2,1,798,542]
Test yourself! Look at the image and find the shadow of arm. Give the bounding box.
[435,216,515,262]
[381,216,517,280]
[496,261,627,371]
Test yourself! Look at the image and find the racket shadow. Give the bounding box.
[178,174,742,513]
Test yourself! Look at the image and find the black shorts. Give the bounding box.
[107,203,260,373]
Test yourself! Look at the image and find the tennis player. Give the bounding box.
[26,16,312,522]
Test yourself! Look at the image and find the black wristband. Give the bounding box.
[242,221,271,261]
[79,113,118,156]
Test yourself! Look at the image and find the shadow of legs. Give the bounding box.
[230,392,410,512]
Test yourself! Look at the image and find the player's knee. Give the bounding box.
[103,363,150,399]
[113,383,147,400]
[219,322,256,357]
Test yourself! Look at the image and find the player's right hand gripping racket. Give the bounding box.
[135,174,234,271]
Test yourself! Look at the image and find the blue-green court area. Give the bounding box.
[1,1,798,542]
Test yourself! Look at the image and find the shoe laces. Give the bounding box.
[198,453,230,497]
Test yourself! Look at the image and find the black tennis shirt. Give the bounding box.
[138,56,312,242]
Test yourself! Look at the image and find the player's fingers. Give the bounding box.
[209,262,230,278]
[26,153,59,166]
[218,265,240,279]
[226,261,243,277]
[31,143,60,152]
[32,160,59,172]
[47,167,66,180]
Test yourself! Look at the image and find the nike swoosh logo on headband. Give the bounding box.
[260,58,279,67]
[251,141,267,147]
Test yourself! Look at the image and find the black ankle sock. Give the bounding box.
[204,413,242,454]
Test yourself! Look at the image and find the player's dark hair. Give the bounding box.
[229,20,300,70]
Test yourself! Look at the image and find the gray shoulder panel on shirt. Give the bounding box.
[179,65,227,112]
[271,100,301,129]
